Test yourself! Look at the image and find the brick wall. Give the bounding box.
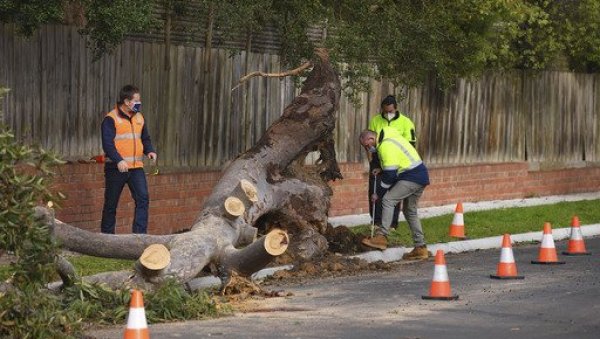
[52,165,220,235]
[52,162,600,234]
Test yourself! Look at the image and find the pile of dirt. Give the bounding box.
[271,223,371,267]
[257,223,396,285]
[323,224,369,254]
[218,271,294,302]
[263,253,394,286]
[214,225,395,300]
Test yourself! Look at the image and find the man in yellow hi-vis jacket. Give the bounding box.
[367,95,416,229]
[359,127,430,260]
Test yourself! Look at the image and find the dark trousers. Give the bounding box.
[368,171,400,228]
[101,168,149,234]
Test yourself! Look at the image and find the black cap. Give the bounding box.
[381,95,397,108]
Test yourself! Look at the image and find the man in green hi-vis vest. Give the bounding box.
[367,95,416,230]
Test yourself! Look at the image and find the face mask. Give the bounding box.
[131,101,142,113]
[386,112,396,120]
[368,146,377,153]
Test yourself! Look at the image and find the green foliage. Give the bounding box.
[61,281,131,325]
[3,1,600,92]
[0,285,83,338]
[0,87,64,288]
[0,0,63,35]
[144,279,223,321]
[269,0,328,67]
[192,0,326,67]
[1,277,224,336]
[79,0,158,59]
[550,0,600,72]
[61,279,224,325]
[0,86,77,338]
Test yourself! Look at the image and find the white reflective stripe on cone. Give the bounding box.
[126,308,148,329]
[541,234,555,248]
[570,227,583,240]
[432,265,449,282]
[451,214,463,225]
[499,247,515,263]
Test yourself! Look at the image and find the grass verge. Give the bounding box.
[352,199,600,247]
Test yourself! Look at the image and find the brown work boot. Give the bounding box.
[362,235,388,250]
[402,245,429,260]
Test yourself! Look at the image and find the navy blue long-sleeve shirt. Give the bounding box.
[101,109,155,169]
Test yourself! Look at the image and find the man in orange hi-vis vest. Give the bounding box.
[100,85,157,234]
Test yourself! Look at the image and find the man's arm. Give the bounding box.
[376,168,397,199]
[101,117,123,163]
[405,117,417,147]
[141,123,156,155]
[370,152,381,171]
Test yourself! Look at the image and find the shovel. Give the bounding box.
[371,172,377,238]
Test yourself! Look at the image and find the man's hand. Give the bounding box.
[371,168,381,176]
[148,152,157,163]
[117,160,129,173]
[371,193,379,203]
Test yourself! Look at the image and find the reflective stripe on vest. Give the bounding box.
[380,138,422,173]
[106,109,145,169]
[106,156,144,163]
[114,133,142,140]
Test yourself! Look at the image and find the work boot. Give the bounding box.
[362,235,388,250]
[402,245,429,260]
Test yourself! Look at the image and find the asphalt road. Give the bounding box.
[89,237,600,339]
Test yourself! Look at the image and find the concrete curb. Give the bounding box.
[188,224,600,289]
[352,224,600,263]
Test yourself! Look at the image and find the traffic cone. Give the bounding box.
[490,234,524,279]
[531,222,565,265]
[422,250,459,300]
[562,216,591,256]
[448,202,466,239]
[124,289,149,339]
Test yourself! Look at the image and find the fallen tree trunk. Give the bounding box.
[48,49,342,289]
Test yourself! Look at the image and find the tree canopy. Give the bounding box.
[1,0,599,92]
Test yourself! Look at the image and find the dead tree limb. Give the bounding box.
[231,61,312,91]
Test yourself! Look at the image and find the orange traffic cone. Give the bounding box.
[448,202,466,239]
[422,250,459,300]
[562,216,591,256]
[124,289,149,339]
[531,222,565,265]
[490,234,524,280]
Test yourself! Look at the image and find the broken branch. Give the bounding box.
[231,61,312,91]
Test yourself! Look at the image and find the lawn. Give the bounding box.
[352,199,600,247]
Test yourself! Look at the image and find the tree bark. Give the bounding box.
[48,50,342,289]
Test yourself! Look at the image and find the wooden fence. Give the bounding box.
[1,24,599,169]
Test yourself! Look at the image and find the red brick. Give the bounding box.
[49,161,600,234]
